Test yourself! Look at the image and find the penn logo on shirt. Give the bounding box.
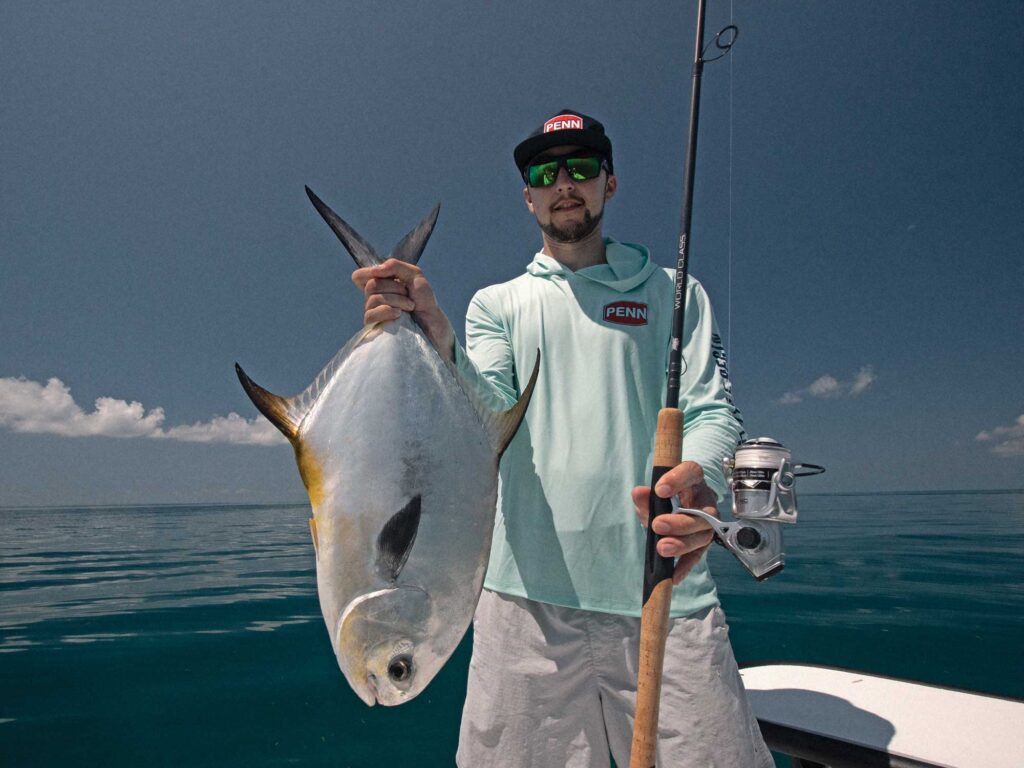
[543,114,583,133]
[603,301,648,326]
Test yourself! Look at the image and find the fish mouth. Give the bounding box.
[340,665,378,707]
[364,674,380,706]
[338,656,377,707]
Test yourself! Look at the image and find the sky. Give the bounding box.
[1,1,1021,506]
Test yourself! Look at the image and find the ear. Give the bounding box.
[604,174,617,202]
[523,185,536,214]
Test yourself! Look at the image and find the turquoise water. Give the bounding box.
[2,491,1022,766]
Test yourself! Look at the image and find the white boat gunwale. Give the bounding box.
[739,661,1024,768]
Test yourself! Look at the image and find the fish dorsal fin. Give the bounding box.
[462,351,541,458]
[235,363,305,441]
[376,495,422,582]
[287,325,378,428]
[388,204,440,265]
[235,326,378,441]
[305,185,382,268]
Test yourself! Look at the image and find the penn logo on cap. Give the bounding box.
[543,114,584,133]
[514,109,613,175]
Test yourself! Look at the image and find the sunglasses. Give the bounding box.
[524,153,608,188]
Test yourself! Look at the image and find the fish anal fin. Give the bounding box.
[296,445,326,509]
[376,495,422,582]
[486,351,541,457]
[235,363,300,441]
[309,517,320,560]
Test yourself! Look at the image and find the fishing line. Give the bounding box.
[728,0,734,371]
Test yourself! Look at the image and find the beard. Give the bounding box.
[540,205,604,243]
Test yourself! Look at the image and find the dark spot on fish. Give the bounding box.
[376,495,421,581]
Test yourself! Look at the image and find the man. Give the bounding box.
[354,110,771,767]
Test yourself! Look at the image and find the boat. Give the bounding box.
[739,663,1024,767]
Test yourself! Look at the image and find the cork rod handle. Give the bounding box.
[630,407,683,768]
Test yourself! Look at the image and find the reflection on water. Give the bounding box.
[712,490,1024,620]
[0,504,317,650]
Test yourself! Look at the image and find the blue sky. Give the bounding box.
[1,1,1021,506]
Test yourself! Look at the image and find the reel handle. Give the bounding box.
[794,463,826,477]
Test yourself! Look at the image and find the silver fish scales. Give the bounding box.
[236,188,538,706]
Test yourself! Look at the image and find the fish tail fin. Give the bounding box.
[305,185,383,268]
[305,186,440,269]
[235,363,304,441]
[484,351,541,457]
[388,204,440,265]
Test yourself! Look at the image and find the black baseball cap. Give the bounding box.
[513,109,614,176]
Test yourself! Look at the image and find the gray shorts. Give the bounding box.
[457,589,772,768]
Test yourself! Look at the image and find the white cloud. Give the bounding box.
[159,413,283,445]
[976,414,1024,458]
[0,376,285,446]
[778,365,876,405]
[807,375,841,398]
[850,366,876,395]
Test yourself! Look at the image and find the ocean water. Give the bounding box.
[1,491,1022,767]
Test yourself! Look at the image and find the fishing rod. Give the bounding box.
[629,2,737,766]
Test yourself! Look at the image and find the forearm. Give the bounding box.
[452,341,519,411]
[455,288,522,411]
[680,406,743,501]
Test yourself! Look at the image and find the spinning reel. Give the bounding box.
[676,437,824,580]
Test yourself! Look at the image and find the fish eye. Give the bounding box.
[387,654,413,682]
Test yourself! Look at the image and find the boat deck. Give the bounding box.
[740,664,1024,768]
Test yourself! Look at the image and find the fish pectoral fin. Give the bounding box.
[388,204,440,265]
[484,350,541,458]
[376,495,422,581]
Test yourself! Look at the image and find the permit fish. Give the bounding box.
[235,187,538,707]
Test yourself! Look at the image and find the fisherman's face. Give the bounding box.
[522,145,617,244]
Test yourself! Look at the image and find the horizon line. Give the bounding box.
[1,487,1023,512]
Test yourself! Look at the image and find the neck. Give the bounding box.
[541,227,607,271]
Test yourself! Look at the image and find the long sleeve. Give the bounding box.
[452,288,520,412]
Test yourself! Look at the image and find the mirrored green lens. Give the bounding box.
[527,155,604,187]
[566,157,601,181]
[528,161,559,187]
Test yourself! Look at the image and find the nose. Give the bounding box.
[553,166,577,191]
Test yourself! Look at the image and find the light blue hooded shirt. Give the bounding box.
[454,238,743,617]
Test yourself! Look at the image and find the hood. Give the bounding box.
[526,238,660,293]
